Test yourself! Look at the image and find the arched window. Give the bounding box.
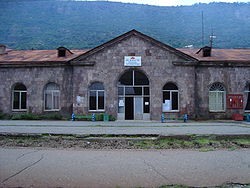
[118,70,149,86]
[44,83,60,111]
[89,82,105,111]
[162,83,179,111]
[12,83,27,110]
[209,83,225,111]
[245,84,250,111]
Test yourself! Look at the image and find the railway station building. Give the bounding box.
[0,30,249,120]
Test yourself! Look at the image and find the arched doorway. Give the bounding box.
[117,70,150,120]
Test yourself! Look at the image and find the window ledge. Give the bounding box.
[89,110,105,112]
[12,109,27,112]
[162,110,180,113]
[209,111,226,113]
[44,109,60,112]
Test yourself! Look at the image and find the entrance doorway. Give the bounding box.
[125,97,134,120]
[118,70,150,120]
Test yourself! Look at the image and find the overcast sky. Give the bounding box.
[90,0,250,6]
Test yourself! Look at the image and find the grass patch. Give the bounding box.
[158,185,188,188]
[132,136,250,150]
[88,125,115,127]
[233,138,250,145]
[86,125,193,128]
[156,184,250,188]
[194,137,220,145]
[134,139,195,149]
[228,146,240,151]
[199,147,215,152]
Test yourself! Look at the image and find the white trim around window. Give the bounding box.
[44,89,60,111]
[209,90,226,112]
[208,83,226,112]
[89,90,105,112]
[162,90,179,112]
[12,90,27,111]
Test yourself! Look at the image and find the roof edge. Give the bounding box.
[70,29,198,63]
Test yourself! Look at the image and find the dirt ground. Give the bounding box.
[1,134,250,150]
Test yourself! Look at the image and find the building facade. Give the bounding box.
[0,30,249,120]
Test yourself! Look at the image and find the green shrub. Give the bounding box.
[94,114,116,121]
[109,115,116,121]
[11,113,41,120]
[41,113,63,120]
[95,113,104,121]
[9,113,63,120]
[64,114,72,120]
[0,111,6,119]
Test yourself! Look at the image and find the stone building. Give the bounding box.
[0,30,249,120]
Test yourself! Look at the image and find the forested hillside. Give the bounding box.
[0,0,250,50]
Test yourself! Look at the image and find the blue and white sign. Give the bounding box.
[124,56,141,66]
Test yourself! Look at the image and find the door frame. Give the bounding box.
[134,96,143,120]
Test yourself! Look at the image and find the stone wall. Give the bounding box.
[196,66,250,119]
[0,66,73,115]
[72,35,196,120]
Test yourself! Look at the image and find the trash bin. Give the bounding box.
[247,114,250,122]
[104,114,109,122]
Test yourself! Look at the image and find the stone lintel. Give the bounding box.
[70,61,95,66]
[172,61,198,66]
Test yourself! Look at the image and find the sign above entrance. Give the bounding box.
[124,56,141,67]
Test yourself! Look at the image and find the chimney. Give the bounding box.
[202,46,211,57]
[57,47,73,57]
[196,46,212,57]
[0,44,6,55]
[57,47,66,57]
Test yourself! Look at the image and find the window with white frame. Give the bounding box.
[245,84,250,111]
[209,83,226,112]
[89,82,105,111]
[12,83,27,111]
[44,83,60,111]
[162,83,179,111]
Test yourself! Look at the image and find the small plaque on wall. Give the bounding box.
[76,96,84,107]
[124,56,141,66]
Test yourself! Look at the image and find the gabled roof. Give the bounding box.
[0,49,89,64]
[1,30,250,67]
[179,48,250,63]
[70,29,198,63]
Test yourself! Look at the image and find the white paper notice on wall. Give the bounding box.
[119,100,124,107]
[76,96,82,103]
[124,56,141,66]
[76,96,84,107]
[162,100,171,111]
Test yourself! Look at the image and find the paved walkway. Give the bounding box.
[0,120,250,127]
[1,148,250,187]
[0,120,250,136]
